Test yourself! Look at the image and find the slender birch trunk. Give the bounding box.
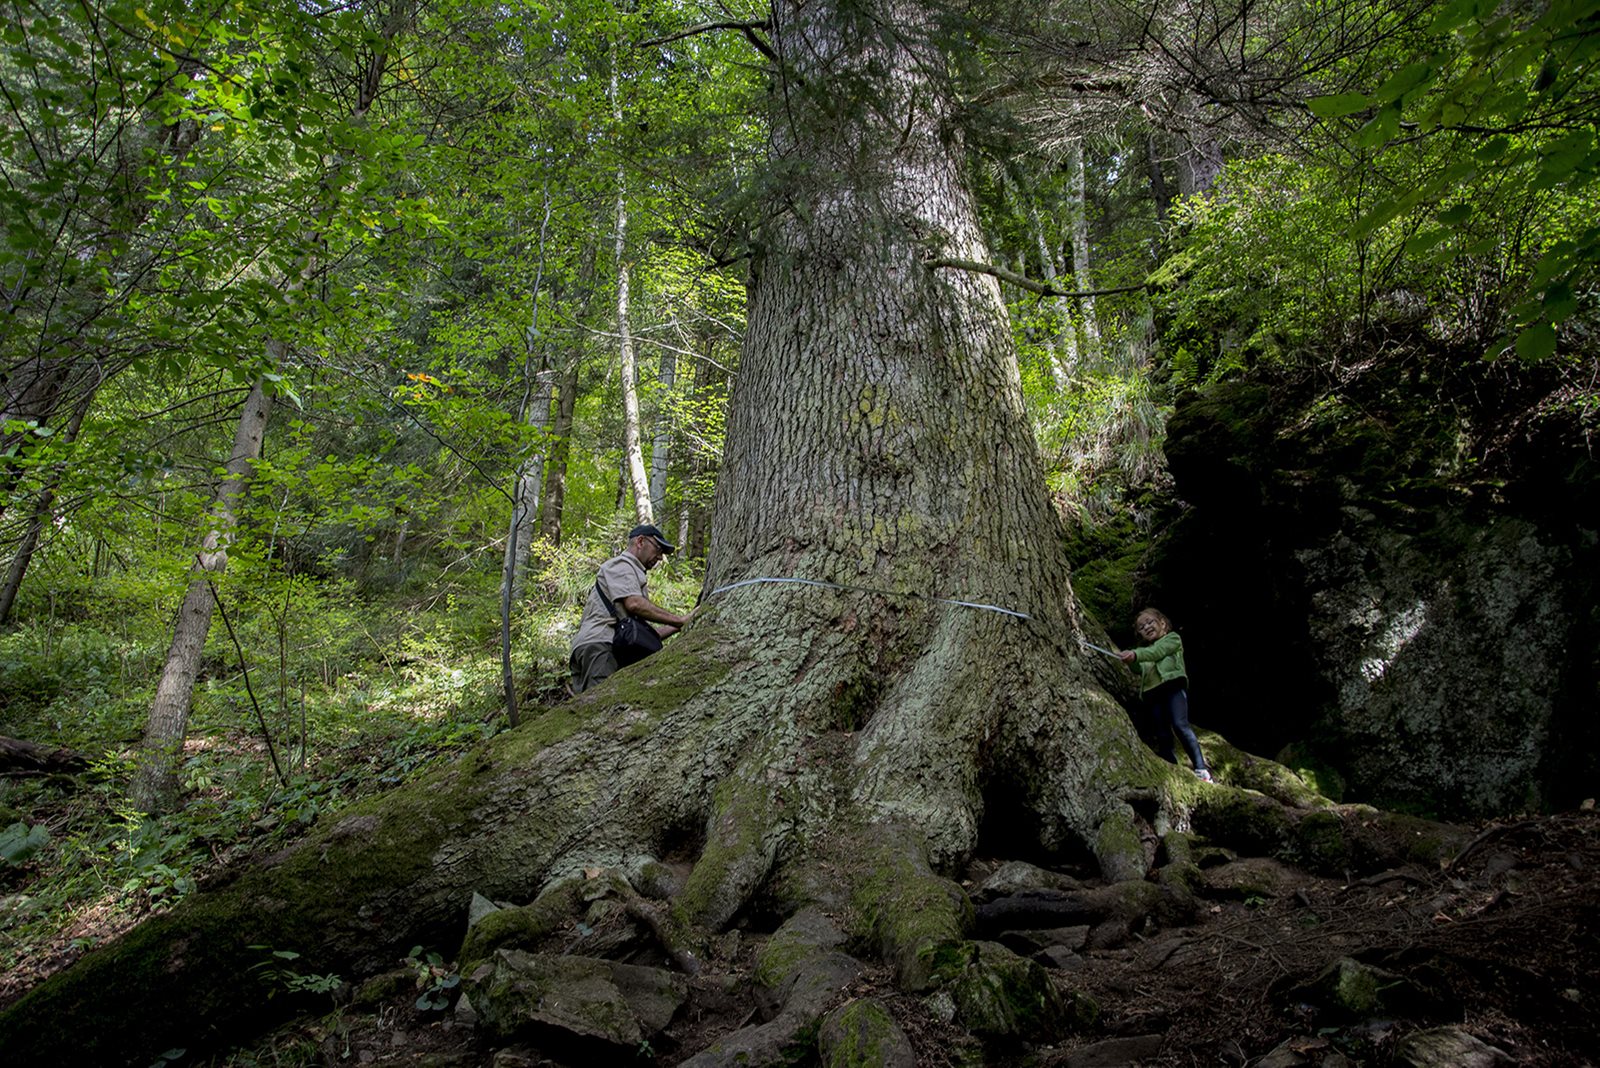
[609,47,652,525]
[1064,138,1099,366]
[648,344,675,518]
[131,376,275,813]
[1027,201,1076,387]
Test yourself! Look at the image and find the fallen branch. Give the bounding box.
[0,735,90,778]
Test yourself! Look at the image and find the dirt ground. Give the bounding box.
[137,807,1597,1067]
[5,807,1598,1066]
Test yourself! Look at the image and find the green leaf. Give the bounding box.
[1374,63,1433,104]
[1436,204,1474,225]
[0,822,50,864]
[1430,0,1486,33]
[1473,136,1511,162]
[1542,281,1579,320]
[1514,323,1557,361]
[1307,93,1371,119]
[1404,229,1451,255]
[1355,105,1400,148]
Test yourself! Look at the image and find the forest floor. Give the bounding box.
[7,803,1592,1067]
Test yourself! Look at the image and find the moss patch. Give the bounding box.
[841,829,972,990]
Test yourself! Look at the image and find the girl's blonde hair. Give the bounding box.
[1134,608,1172,637]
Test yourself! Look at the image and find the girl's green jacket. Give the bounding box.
[1131,631,1187,695]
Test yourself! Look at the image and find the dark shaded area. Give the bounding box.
[1072,333,1600,817]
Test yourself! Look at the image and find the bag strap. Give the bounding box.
[595,577,623,620]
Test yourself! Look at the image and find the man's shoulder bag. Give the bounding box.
[597,578,663,667]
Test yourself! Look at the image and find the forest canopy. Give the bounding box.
[1,0,1596,1063]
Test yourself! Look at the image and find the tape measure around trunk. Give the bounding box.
[701,576,1031,620]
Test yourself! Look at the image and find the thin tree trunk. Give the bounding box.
[131,376,275,814]
[538,363,578,549]
[506,365,556,604]
[648,344,675,519]
[0,367,99,624]
[611,49,652,525]
[0,356,75,522]
[1064,138,1099,365]
[1027,201,1076,387]
[1146,134,1171,224]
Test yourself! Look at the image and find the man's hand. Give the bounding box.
[657,623,681,638]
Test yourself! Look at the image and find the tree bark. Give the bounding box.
[1064,138,1100,364]
[649,345,676,520]
[612,47,653,526]
[1175,121,1225,198]
[506,364,556,605]
[538,363,578,548]
[0,363,100,623]
[130,377,275,814]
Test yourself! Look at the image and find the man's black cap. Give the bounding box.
[628,524,676,554]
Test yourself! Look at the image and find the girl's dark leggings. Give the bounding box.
[1143,679,1206,771]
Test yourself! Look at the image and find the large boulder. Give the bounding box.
[463,949,687,1048]
[1114,357,1600,819]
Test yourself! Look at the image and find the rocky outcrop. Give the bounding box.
[1100,349,1599,819]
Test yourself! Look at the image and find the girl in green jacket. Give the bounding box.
[1119,608,1211,781]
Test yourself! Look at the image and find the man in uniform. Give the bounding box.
[568,524,692,694]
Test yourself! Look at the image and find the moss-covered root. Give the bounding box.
[1093,803,1150,882]
[819,998,916,1068]
[672,756,793,935]
[842,825,972,990]
[1196,729,1335,809]
[680,908,863,1068]
[1191,790,1469,876]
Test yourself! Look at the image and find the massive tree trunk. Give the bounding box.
[0,3,1409,1064]
[129,377,275,814]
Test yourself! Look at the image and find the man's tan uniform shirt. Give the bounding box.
[571,552,649,650]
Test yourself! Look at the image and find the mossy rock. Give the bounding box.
[1293,957,1413,1019]
[463,949,686,1047]
[351,967,414,1010]
[818,998,916,1068]
[924,940,1091,1043]
[1290,810,1350,875]
[457,880,584,970]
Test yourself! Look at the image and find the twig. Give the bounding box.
[926,255,1151,299]
[1348,867,1427,888]
[1444,819,1540,872]
[637,20,777,64]
[200,564,288,788]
